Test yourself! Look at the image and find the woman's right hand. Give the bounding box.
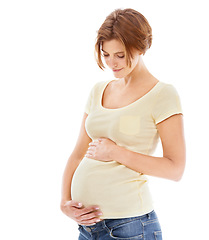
[60,200,103,226]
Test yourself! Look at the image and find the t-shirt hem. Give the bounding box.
[100,207,154,219]
[155,110,183,124]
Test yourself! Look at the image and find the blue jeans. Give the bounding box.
[78,210,162,240]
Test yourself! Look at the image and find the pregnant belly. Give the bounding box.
[71,157,150,218]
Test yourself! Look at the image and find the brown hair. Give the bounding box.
[95,8,152,69]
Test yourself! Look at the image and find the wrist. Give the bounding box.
[60,198,71,207]
[110,144,121,162]
[60,199,71,213]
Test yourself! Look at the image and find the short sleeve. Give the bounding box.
[152,84,183,124]
[84,83,98,114]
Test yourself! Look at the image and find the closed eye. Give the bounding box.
[101,49,125,59]
[117,55,125,58]
[102,54,125,58]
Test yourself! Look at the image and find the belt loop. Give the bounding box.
[147,212,151,219]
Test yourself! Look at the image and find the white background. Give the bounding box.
[0,0,208,239]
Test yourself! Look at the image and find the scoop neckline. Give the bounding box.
[100,80,161,111]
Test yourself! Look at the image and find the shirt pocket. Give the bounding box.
[119,115,140,136]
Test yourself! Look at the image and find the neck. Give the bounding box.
[122,56,150,86]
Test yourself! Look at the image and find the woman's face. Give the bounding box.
[102,39,140,79]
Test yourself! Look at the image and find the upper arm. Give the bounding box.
[71,112,92,160]
[157,114,186,177]
[71,83,100,160]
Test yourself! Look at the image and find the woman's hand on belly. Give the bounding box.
[60,200,103,226]
[85,138,117,162]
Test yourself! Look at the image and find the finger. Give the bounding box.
[89,142,97,147]
[87,146,95,151]
[86,148,96,156]
[85,151,92,158]
[66,200,82,208]
[80,217,102,226]
[89,139,101,145]
[80,206,100,216]
[74,205,100,217]
[79,211,103,222]
[85,153,96,159]
[85,150,93,156]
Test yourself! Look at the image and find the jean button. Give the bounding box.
[86,227,91,232]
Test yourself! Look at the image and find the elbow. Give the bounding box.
[172,173,183,182]
[165,156,186,182]
[171,162,185,182]
[168,171,183,182]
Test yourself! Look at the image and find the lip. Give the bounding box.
[113,68,123,72]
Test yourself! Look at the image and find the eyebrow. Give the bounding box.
[101,49,125,54]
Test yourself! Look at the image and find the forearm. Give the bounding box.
[111,145,182,181]
[61,155,81,204]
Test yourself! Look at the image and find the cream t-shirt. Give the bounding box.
[71,80,183,219]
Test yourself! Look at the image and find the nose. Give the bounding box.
[107,57,118,68]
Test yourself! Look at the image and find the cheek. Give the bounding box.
[103,57,111,67]
[104,57,126,67]
[120,58,127,67]
[131,55,140,68]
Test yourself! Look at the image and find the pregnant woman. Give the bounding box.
[60,8,186,240]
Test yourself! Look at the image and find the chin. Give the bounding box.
[113,72,126,79]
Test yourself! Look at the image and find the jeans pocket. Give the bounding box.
[108,219,143,239]
[154,231,162,240]
[142,211,162,240]
[78,225,91,240]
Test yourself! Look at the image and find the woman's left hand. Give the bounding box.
[85,137,117,162]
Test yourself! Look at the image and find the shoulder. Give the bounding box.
[155,82,180,99]
[152,81,183,124]
[157,81,178,92]
[88,80,112,94]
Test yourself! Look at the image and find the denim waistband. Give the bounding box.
[80,210,156,234]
